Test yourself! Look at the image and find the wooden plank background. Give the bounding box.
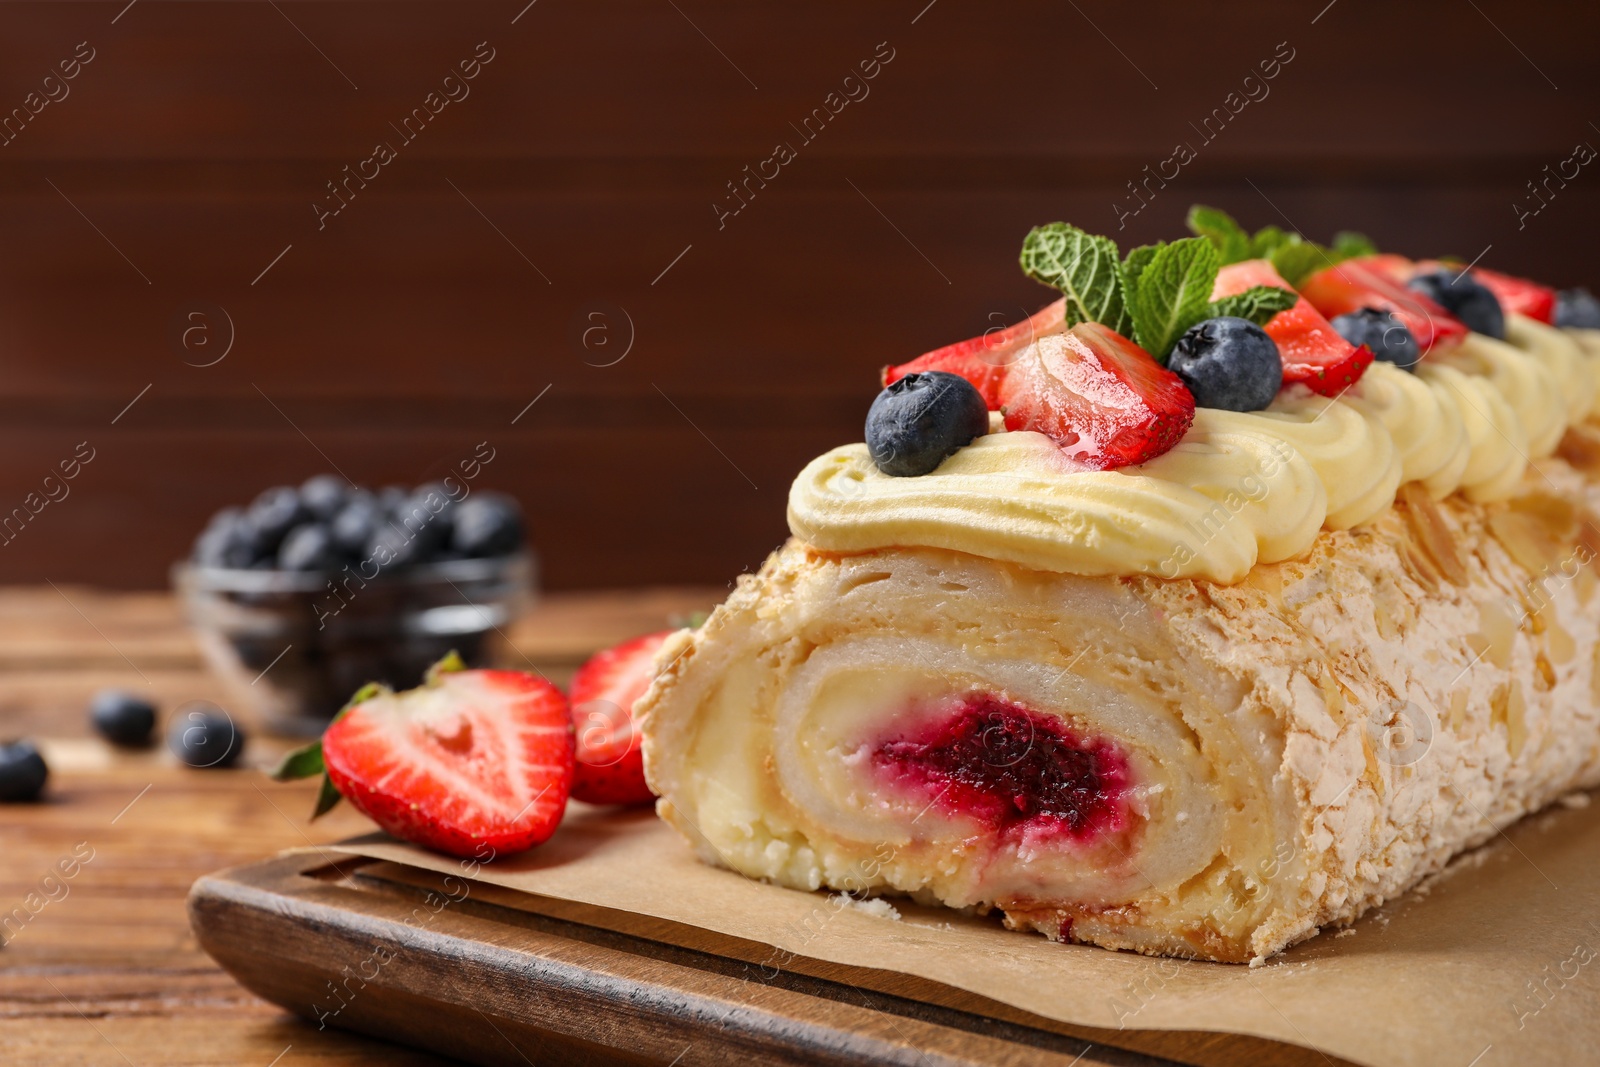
[0,0,1596,590]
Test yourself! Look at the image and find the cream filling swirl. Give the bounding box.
[789,313,1585,583]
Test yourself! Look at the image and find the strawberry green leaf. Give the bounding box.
[424,652,467,685]
[1127,237,1220,361]
[1185,205,1250,264]
[1019,223,1129,334]
[1209,285,1300,326]
[311,773,343,820]
[269,740,325,782]
[1331,230,1377,260]
[341,681,385,710]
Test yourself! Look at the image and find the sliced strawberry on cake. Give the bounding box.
[272,657,576,858]
[1212,260,1373,395]
[884,297,1066,409]
[999,321,1194,469]
[1298,256,1467,354]
[1420,263,1556,324]
[570,630,674,805]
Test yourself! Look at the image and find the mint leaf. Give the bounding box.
[1331,230,1377,260]
[1120,243,1161,305]
[1209,285,1299,326]
[1127,237,1220,361]
[1249,225,1293,258]
[270,740,325,782]
[1269,238,1332,287]
[1186,204,1250,264]
[1020,223,1129,333]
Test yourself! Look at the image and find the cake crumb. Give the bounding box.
[1333,927,1357,939]
[834,895,901,921]
[1559,792,1592,810]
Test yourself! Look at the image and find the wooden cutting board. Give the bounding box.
[189,849,1325,1067]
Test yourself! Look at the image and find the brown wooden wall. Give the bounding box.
[1,0,1596,590]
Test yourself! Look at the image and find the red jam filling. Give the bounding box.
[870,696,1130,841]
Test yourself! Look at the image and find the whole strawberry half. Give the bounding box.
[1298,257,1467,356]
[1213,259,1374,395]
[883,298,1066,409]
[321,666,575,858]
[999,321,1194,469]
[569,630,674,805]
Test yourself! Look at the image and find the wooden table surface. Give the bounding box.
[0,584,724,1067]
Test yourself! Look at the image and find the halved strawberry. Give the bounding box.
[321,667,574,858]
[1213,259,1374,396]
[999,321,1194,469]
[1421,263,1555,324]
[1356,253,1418,282]
[570,630,674,805]
[1298,257,1467,355]
[883,297,1066,409]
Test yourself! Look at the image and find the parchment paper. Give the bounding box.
[333,794,1600,1067]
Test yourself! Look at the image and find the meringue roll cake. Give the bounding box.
[638,210,1600,963]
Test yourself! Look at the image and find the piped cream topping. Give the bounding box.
[789,313,1594,584]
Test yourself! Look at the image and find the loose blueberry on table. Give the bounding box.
[0,740,49,802]
[1407,269,1505,340]
[1167,316,1284,411]
[1330,307,1421,371]
[168,704,247,769]
[90,689,157,747]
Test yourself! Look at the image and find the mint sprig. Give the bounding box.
[1186,204,1380,286]
[1332,230,1377,259]
[1124,237,1219,360]
[1019,218,1298,363]
[1020,223,1130,334]
[1185,204,1250,264]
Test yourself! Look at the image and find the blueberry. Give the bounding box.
[299,474,348,521]
[192,507,260,568]
[90,690,157,747]
[1554,288,1600,329]
[865,371,988,477]
[246,486,310,555]
[0,740,48,801]
[277,523,344,571]
[330,495,382,556]
[1167,317,1283,412]
[377,485,409,514]
[389,484,456,560]
[451,492,524,558]
[1408,269,1505,339]
[168,704,245,769]
[1331,308,1421,371]
[364,523,427,569]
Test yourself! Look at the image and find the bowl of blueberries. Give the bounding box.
[174,474,534,736]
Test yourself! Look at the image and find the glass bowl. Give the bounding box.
[174,553,536,736]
